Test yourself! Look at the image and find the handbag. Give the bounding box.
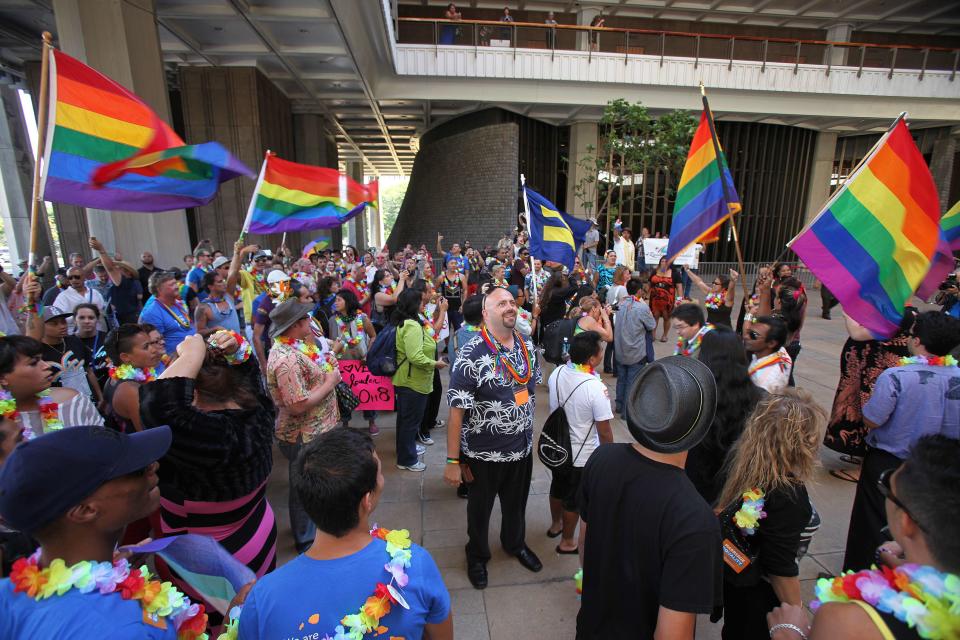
[717,496,763,587]
[335,381,360,413]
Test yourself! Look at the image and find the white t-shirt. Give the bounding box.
[613,237,635,271]
[547,365,614,467]
[748,347,793,393]
[53,286,107,332]
[606,284,627,307]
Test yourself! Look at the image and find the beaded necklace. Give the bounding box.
[812,564,960,640]
[274,336,336,372]
[159,299,191,329]
[733,489,767,535]
[674,324,714,357]
[705,292,724,310]
[335,314,365,348]
[567,362,599,378]
[899,355,958,367]
[630,294,644,304]
[109,364,159,383]
[9,549,209,640]
[419,313,438,341]
[479,325,532,385]
[0,389,62,441]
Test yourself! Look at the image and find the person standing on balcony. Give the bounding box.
[589,14,605,51]
[440,3,461,45]
[545,11,558,48]
[499,6,514,41]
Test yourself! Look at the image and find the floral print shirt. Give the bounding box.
[266,340,339,443]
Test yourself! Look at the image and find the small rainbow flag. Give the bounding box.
[666,104,741,263]
[40,49,251,211]
[943,200,960,250]
[790,116,953,339]
[245,153,378,234]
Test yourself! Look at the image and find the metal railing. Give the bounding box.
[397,17,960,80]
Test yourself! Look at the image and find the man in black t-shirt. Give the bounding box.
[577,356,722,639]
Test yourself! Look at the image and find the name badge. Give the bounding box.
[514,387,529,406]
[721,538,752,574]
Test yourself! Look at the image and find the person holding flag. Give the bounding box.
[522,182,593,277]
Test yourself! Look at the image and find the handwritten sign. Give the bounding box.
[338,360,395,410]
[642,239,702,267]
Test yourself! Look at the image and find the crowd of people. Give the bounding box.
[0,220,957,640]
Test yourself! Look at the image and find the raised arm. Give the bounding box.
[436,232,445,257]
[724,269,739,306]
[89,237,123,286]
[683,266,710,295]
[228,241,257,294]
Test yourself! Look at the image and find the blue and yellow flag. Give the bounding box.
[525,187,592,271]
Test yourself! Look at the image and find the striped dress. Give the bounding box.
[139,358,278,611]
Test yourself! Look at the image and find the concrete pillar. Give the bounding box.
[576,7,600,52]
[51,0,191,269]
[343,161,366,250]
[0,87,33,270]
[367,186,383,250]
[293,114,341,253]
[804,131,838,225]
[565,122,599,219]
[824,23,853,66]
[930,135,957,211]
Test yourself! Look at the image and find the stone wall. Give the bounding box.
[386,120,520,250]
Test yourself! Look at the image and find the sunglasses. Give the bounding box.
[68,275,84,280]
[747,330,763,340]
[877,468,927,532]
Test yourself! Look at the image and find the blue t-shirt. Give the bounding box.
[138,297,196,355]
[864,363,960,459]
[443,253,469,273]
[187,266,210,301]
[237,538,450,640]
[0,579,177,639]
[253,293,274,345]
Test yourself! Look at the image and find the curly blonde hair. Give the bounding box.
[716,388,827,508]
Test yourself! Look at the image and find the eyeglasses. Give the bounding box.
[877,468,927,532]
[713,281,722,286]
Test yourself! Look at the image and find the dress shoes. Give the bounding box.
[515,546,543,573]
[467,560,488,589]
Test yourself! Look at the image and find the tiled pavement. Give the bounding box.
[265,310,862,639]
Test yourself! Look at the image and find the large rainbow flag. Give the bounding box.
[245,154,378,234]
[40,49,251,211]
[665,105,741,263]
[790,117,953,339]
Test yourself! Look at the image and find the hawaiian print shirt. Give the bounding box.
[447,332,542,462]
[266,340,339,444]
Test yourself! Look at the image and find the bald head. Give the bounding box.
[482,286,517,334]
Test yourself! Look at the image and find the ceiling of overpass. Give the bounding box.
[0,0,957,178]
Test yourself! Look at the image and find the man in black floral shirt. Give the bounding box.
[444,286,542,589]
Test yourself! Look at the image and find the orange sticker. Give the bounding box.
[514,388,529,406]
[142,609,168,630]
[722,538,752,574]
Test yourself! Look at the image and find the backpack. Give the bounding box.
[537,372,592,470]
[541,318,577,365]
[365,323,401,377]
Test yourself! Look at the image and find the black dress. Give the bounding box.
[706,304,734,328]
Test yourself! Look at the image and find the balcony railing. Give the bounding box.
[396,17,960,80]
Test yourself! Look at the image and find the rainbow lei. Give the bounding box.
[899,355,958,368]
[480,325,532,385]
[274,336,336,372]
[567,362,599,378]
[674,323,714,357]
[9,549,210,640]
[336,315,366,348]
[251,269,268,294]
[733,489,767,536]
[419,314,438,341]
[573,568,583,600]
[208,330,252,366]
[705,292,724,310]
[160,300,191,329]
[0,389,61,441]
[812,564,960,640]
[109,364,159,383]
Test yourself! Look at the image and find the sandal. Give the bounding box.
[829,469,859,483]
[839,454,862,466]
[555,544,579,555]
[546,527,562,539]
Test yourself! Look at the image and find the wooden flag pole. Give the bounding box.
[240,149,271,244]
[519,173,539,304]
[26,32,53,304]
[700,83,749,301]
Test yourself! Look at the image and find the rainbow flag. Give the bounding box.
[666,105,741,263]
[40,49,251,211]
[790,117,952,339]
[246,154,378,234]
[944,200,960,250]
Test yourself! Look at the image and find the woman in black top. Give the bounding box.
[73,303,109,390]
[685,326,765,504]
[539,270,577,330]
[715,388,826,639]
[437,258,468,333]
[684,267,738,327]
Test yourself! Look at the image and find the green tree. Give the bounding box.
[379,177,409,238]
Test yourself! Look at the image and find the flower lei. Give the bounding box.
[480,325,532,385]
[733,489,767,535]
[336,314,365,348]
[251,269,268,294]
[275,336,336,372]
[574,568,583,600]
[159,299,191,329]
[812,564,960,640]
[748,349,791,377]
[705,292,724,310]
[899,355,958,368]
[492,278,510,288]
[9,549,210,640]
[380,284,395,297]
[419,313,438,341]
[109,364,159,383]
[674,324,714,357]
[0,389,61,441]
[568,362,599,378]
[208,330,252,366]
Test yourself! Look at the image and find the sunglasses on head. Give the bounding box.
[877,468,927,532]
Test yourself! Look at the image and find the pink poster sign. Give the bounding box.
[338,360,395,410]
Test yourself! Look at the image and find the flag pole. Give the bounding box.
[520,174,539,305]
[700,83,749,301]
[26,32,53,305]
[240,149,270,243]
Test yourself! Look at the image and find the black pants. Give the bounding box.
[843,447,903,572]
[786,340,801,387]
[722,579,780,640]
[465,454,533,563]
[820,285,838,315]
[419,369,442,438]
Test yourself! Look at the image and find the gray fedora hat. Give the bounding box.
[625,355,717,454]
[268,299,314,340]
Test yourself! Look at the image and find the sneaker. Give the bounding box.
[417,433,434,445]
[434,419,445,428]
[416,444,426,455]
[396,461,427,472]
[368,423,380,436]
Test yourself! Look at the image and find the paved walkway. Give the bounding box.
[265,311,860,639]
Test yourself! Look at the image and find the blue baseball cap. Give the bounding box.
[0,426,171,533]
